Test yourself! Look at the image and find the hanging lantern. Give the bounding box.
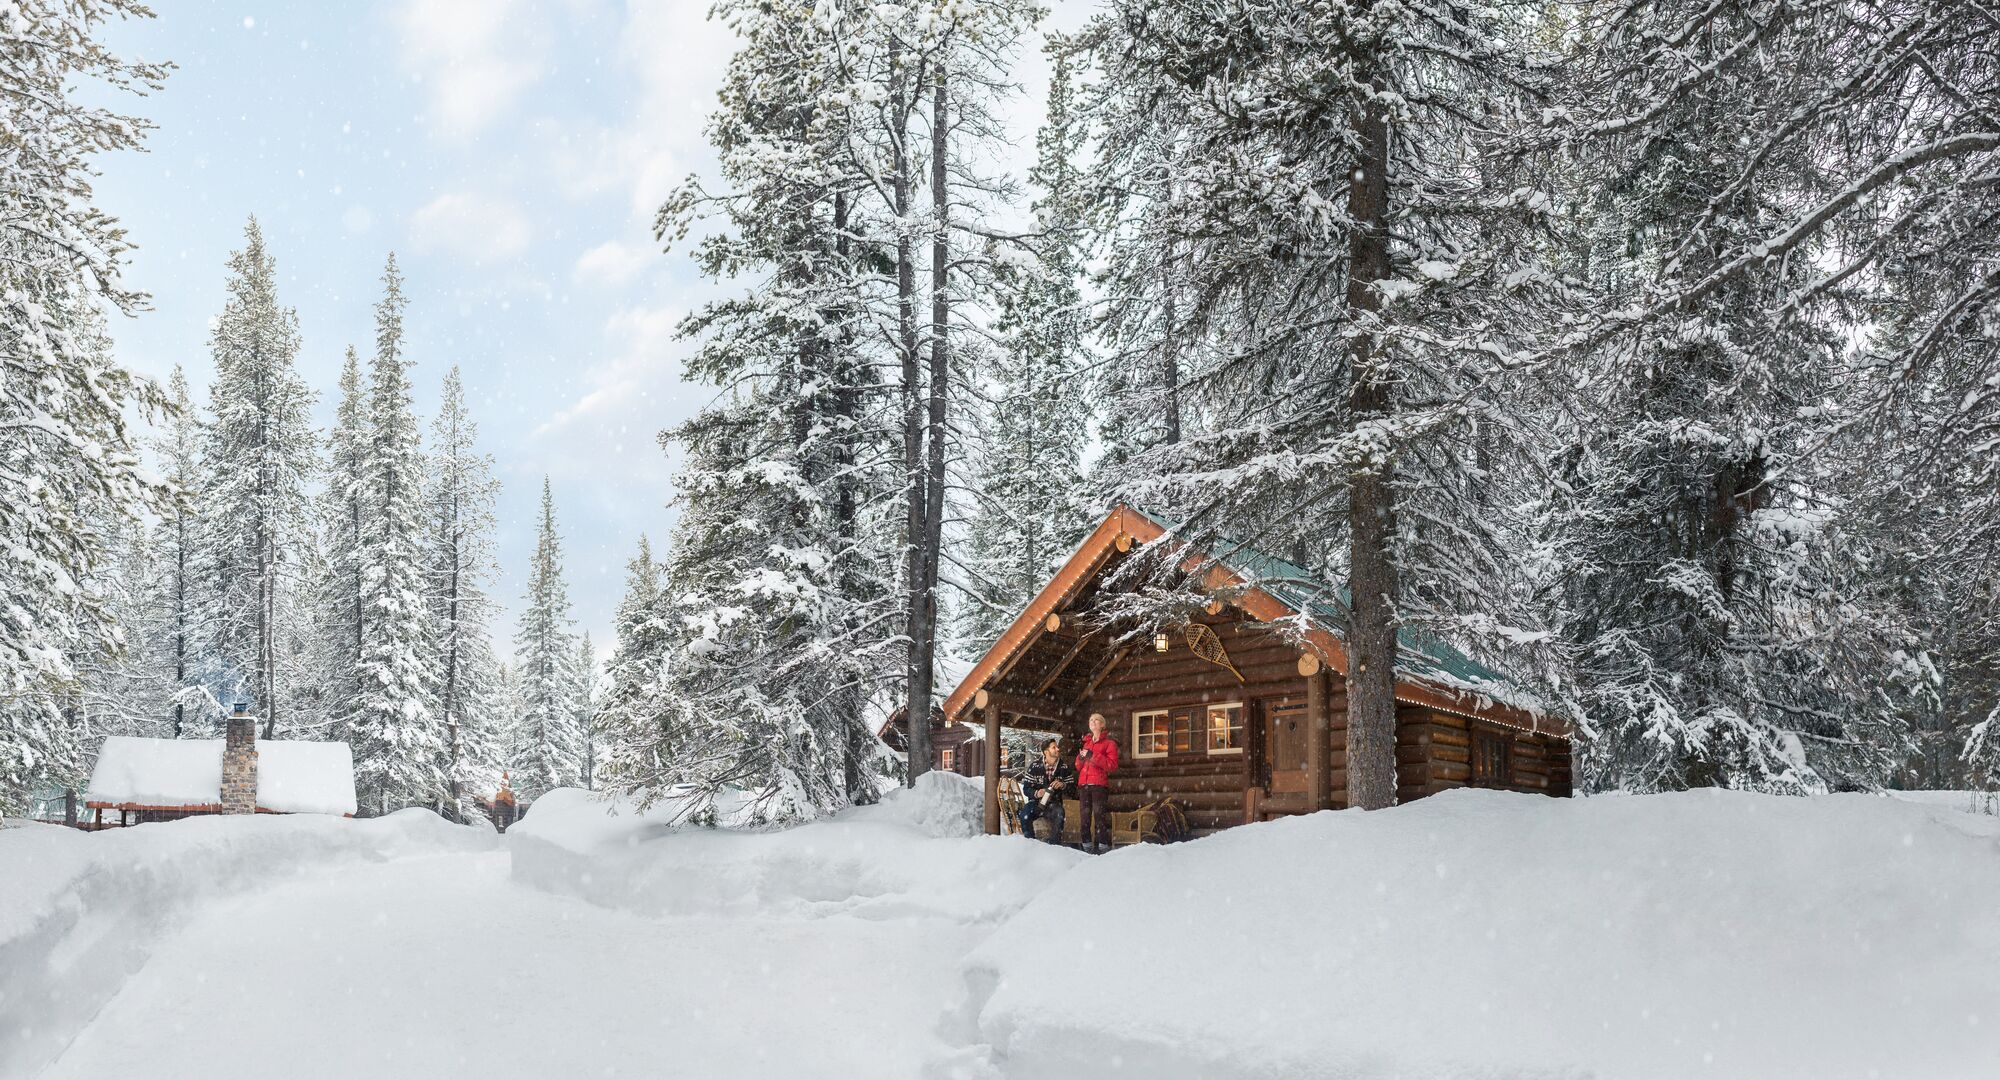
[1154,630,1171,653]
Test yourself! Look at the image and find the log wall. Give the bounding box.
[1060,611,1572,836]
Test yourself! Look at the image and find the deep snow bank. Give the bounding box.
[511,773,1077,922]
[0,810,494,1077]
[951,790,2000,1080]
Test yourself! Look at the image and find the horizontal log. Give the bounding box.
[1112,773,1245,795]
[1111,791,1241,813]
[1431,759,1471,782]
[1183,809,1247,830]
[1431,745,1470,766]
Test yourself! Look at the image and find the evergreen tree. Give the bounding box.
[1074,0,1571,807]
[511,478,582,802]
[425,365,503,819]
[599,535,665,761]
[622,0,917,818]
[1531,0,2000,792]
[193,217,318,737]
[151,367,203,737]
[0,0,169,812]
[961,45,1095,649]
[575,633,599,790]
[318,347,370,746]
[351,255,444,814]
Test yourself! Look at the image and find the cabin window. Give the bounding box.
[1133,710,1170,758]
[1170,710,1196,754]
[940,747,956,771]
[1206,702,1245,755]
[1471,729,1511,787]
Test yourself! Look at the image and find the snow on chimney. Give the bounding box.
[221,702,259,815]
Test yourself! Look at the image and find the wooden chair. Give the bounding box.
[1110,808,1159,846]
[1059,799,1158,847]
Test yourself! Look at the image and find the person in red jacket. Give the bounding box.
[1075,712,1120,854]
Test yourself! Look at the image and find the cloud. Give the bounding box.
[573,240,655,287]
[408,192,532,262]
[537,305,684,435]
[544,1,736,222]
[392,0,546,137]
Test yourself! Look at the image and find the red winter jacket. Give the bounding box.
[1075,733,1120,787]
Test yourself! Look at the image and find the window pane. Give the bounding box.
[1206,704,1242,751]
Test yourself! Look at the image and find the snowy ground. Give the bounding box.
[6,779,1999,1079]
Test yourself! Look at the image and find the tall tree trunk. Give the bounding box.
[445,526,463,821]
[1162,246,1182,446]
[831,191,870,804]
[914,67,952,780]
[1344,93,1399,811]
[892,35,931,784]
[174,507,186,738]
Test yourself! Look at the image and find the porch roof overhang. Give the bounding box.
[939,505,1567,738]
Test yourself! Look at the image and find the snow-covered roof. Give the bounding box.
[86,736,358,816]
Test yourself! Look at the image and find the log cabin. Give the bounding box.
[83,706,357,827]
[942,506,1571,838]
[877,706,996,778]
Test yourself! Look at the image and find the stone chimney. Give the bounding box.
[221,702,259,815]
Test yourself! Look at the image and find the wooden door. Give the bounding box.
[1264,704,1309,796]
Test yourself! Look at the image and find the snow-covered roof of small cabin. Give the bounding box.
[86,736,358,816]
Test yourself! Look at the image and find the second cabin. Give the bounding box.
[942,506,1572,839]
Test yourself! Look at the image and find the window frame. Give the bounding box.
[1205,701,1246,756]
[939,747,956,771]
[1470,727,1512,787]
[1132,709,1171,759]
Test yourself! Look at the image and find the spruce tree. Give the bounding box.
[600,535,665,776]
[318,347,370,746]
[511,478,582,802]
[425,365,503,819]
[0,2,172,812]
[193,217,318,736]
[351,254,444,814]
[1074,0,1571,807]
[962,45,1094,649]
[152,367,203,737]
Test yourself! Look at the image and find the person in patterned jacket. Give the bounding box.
[1018,738,1077,844]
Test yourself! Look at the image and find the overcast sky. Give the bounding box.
[93,1,1078,655]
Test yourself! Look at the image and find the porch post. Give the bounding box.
[982,701,1002,835]
[1307,666,1332,811]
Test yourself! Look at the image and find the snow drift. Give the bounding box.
[510,772,1077,923]
[0,811,494,1077]
[948,789,2000,1080]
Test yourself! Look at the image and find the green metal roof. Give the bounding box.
[1130,507,1545,716]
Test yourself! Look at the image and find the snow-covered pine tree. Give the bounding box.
[316,346,370,747]
[1532,0,2000,792]
[192,217,318,737]
[424,365,503,819]
[625,0,916,818]
[0,0,169,813]
[150,367,203,737]
[960,44,1095,649]
[575,632,599,790]
[511,478,582,803]
[865,0,1040,786]
[599,535,666,779]
[349,255,445,815]
[1074,0,1571,807]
